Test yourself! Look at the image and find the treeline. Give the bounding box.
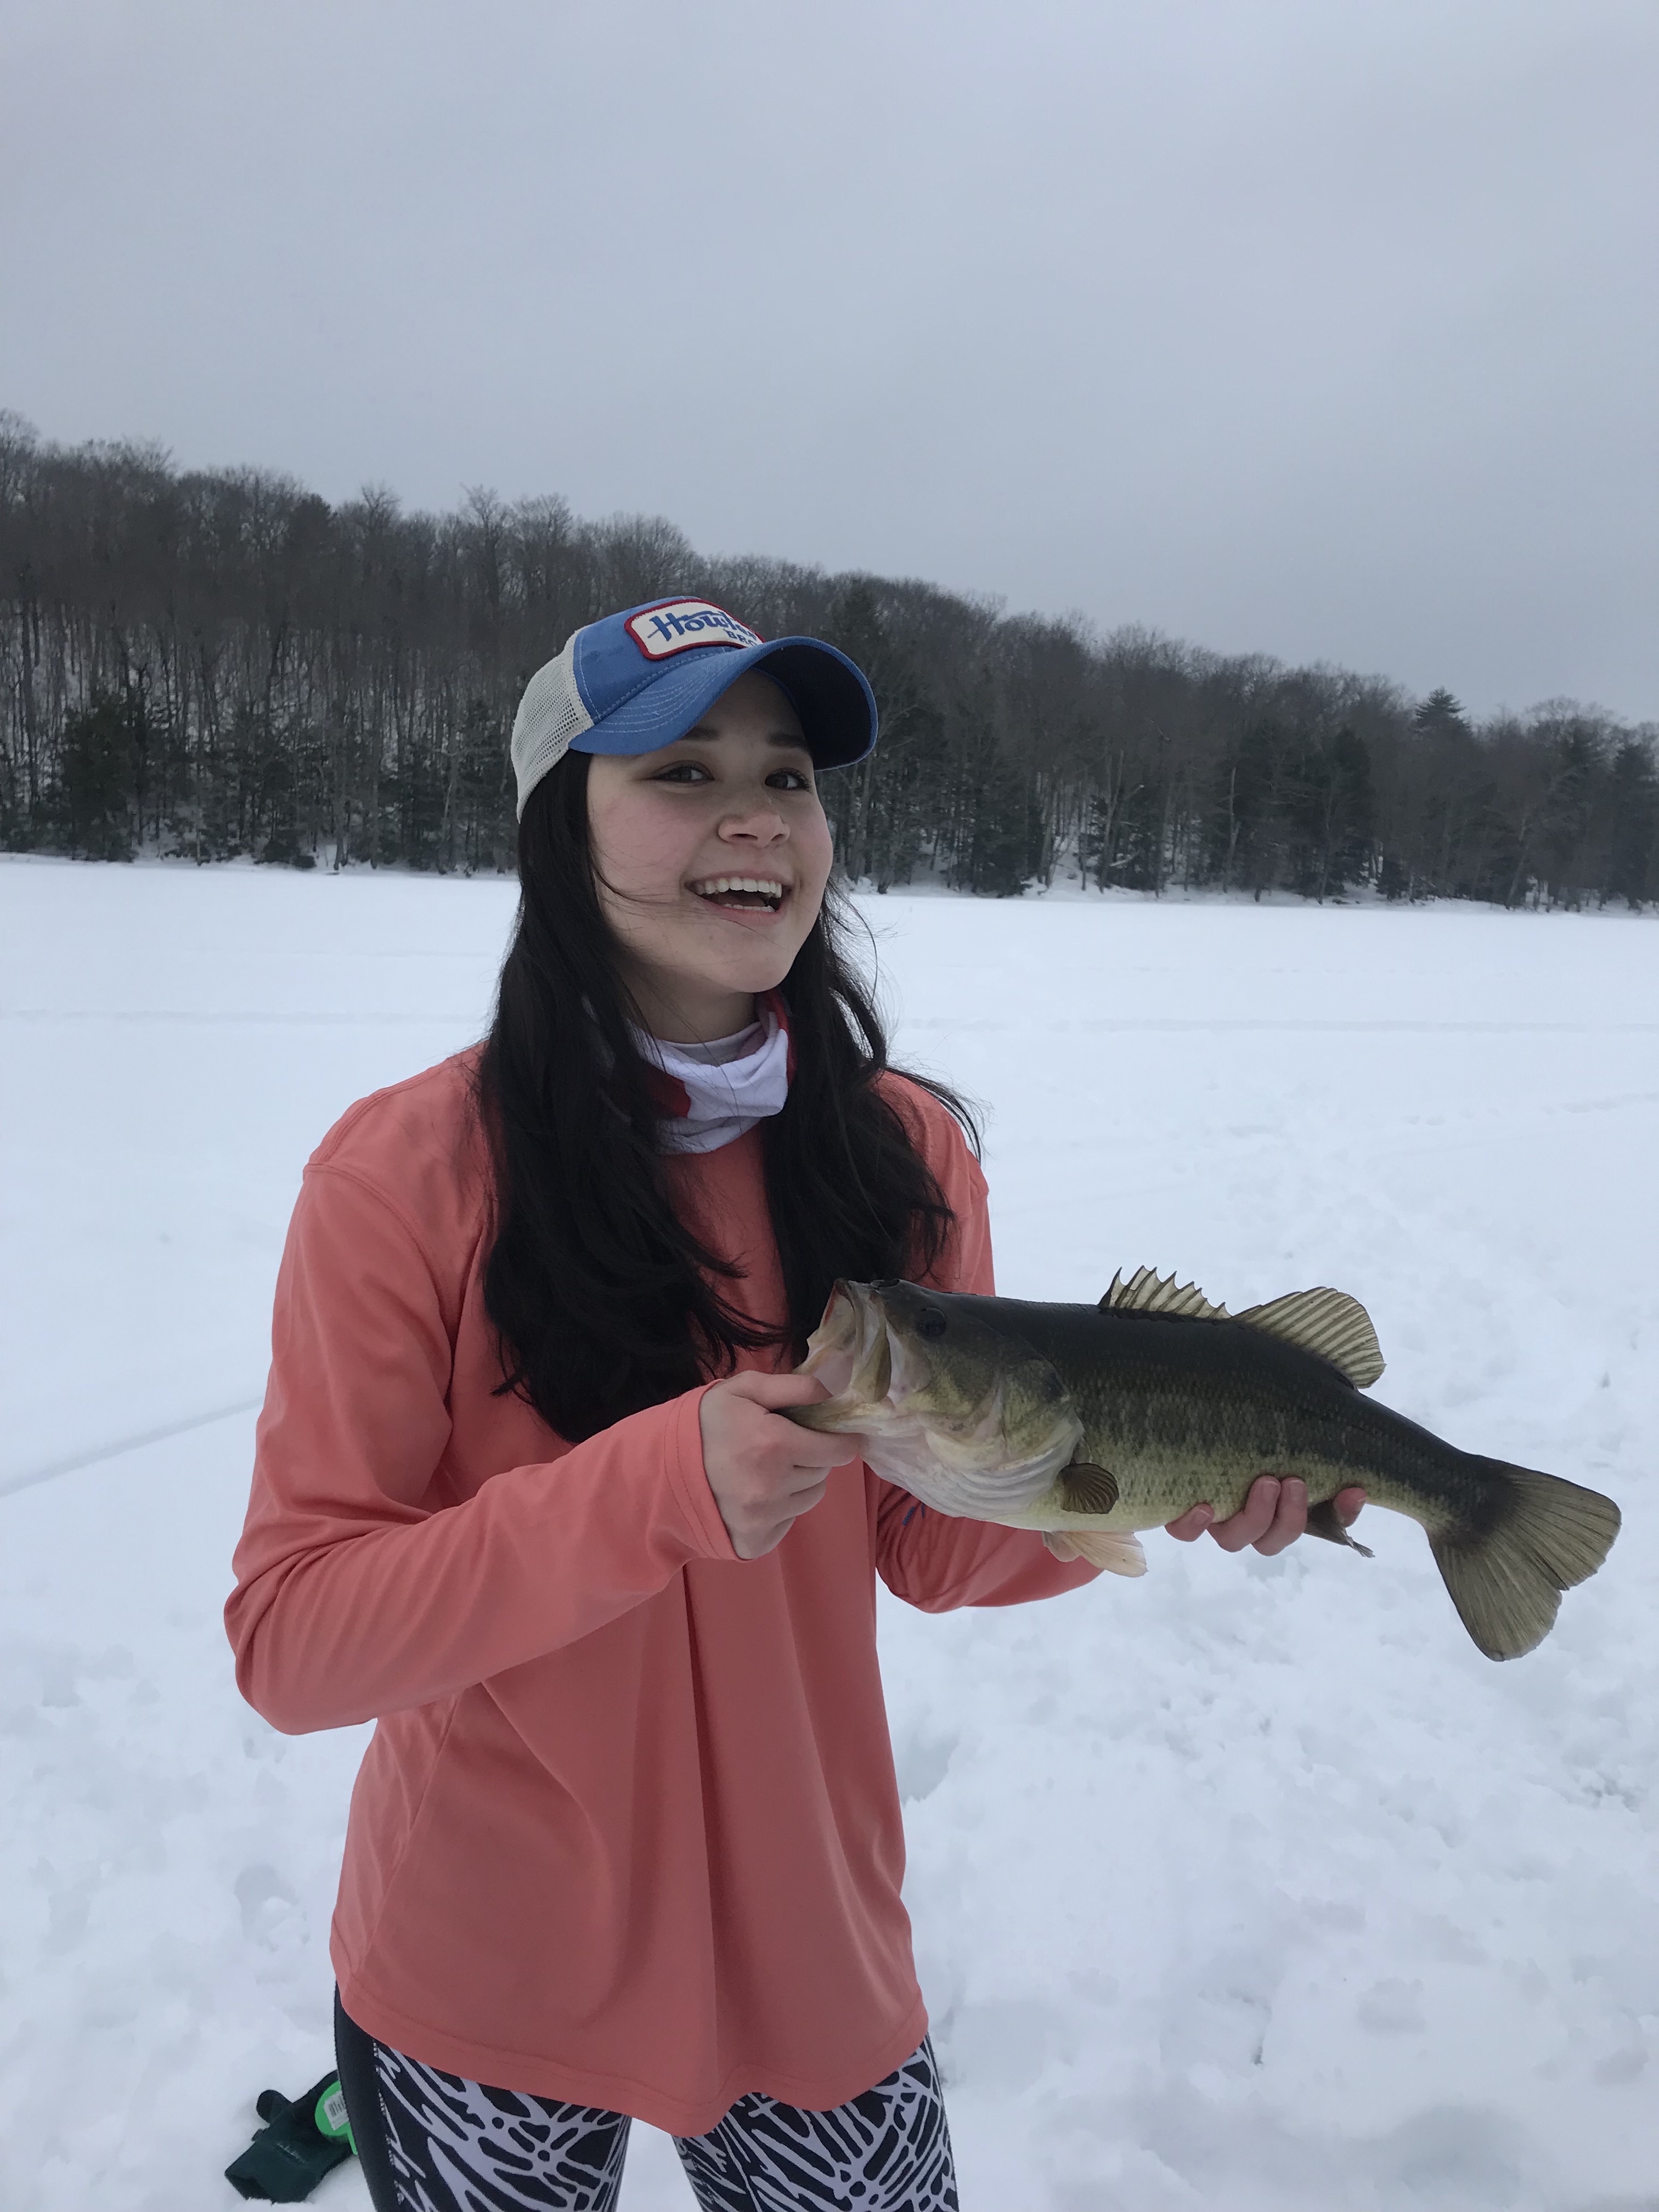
[2,413,1655,908]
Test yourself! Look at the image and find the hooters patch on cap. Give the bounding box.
[624,600,763,659]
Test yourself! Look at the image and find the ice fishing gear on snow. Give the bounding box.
[223,2072,355,2202]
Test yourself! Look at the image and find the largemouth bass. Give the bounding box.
[788,1267,1621,1660]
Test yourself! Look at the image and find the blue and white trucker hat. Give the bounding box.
[510,596,879,817]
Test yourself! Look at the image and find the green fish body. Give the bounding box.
[788,1269,1621,1661]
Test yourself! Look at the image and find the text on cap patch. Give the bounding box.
[624,601,763,659]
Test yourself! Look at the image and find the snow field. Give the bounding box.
[2,860,1656,2210]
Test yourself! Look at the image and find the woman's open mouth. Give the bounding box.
[688,874,787,914]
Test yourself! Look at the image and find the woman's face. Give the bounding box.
[585,670,835,1041]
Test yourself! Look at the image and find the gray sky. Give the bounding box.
[5,0,1656,719]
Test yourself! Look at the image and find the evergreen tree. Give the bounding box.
[1606,739,1658,909]
[62,693,139,861]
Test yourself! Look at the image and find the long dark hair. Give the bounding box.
[474,752,978,1443]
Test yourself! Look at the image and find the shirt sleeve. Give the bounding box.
[871,1086,1101,1612]
[224,1163,736,1736]
[873,1485,1100,1610]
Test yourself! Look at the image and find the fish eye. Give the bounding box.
[917,1308,947,1340]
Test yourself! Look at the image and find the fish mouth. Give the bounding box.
[799,1280,902,1419]
[795,1280,1084,1511]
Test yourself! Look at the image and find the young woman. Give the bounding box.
[227,597,1356,2212]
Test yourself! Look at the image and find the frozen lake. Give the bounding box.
[3,858,1657,2210]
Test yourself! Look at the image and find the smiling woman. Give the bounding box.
[585,670,833,1039]
[473,614,967,1448]
[224,592,1342,2212]
[226,592,1081,2212]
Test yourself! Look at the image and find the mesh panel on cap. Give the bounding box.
[510,636,593,816]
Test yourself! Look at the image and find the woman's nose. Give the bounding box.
[721,795,788,839]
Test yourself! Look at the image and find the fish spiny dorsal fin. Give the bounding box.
[1232,1288,1385,1389]
[1099,1267,1231,1323]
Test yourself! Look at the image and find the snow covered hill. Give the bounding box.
[4,859,1656,2210]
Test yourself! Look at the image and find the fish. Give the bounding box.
[787,1267,1621,1661]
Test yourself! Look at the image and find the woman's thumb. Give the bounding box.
[723,1369,834,1410]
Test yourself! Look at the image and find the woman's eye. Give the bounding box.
[654,763,712,784]
[768,768,812,792]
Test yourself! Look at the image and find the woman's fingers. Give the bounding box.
[1164,1502,1215,1543]
[724,1368,844,1417]
[1192,1475,1297,1553]
[698,1372,861,1559]
[782,1424,864,1469]
[1245,1476,1307,1556]
[716,1369,862,1463]
[1164,1484,1284,1549]
[1167,1476,1363,1556]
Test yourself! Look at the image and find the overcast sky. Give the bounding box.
[4,0,1655,718]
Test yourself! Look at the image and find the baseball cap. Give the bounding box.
[509,596,878,817]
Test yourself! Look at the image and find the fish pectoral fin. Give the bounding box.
[1045,1529,1148,1578]
[1302,1495,1375,1557]
[1233,1288,1385,1389]
[1100,1267,1230,1322]
[1056,1460,1120,1516]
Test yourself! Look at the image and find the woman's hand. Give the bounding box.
[1165,1476,1367,1556]
[699,1373,862,1560]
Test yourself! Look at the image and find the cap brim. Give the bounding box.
[567,637,877,770]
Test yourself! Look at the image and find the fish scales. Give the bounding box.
[977,1296,1478,1534]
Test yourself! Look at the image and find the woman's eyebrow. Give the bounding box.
[673,726,811,749]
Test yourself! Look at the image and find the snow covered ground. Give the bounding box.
[3,856,1657,2212]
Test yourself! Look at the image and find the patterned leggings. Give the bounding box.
[334,1993,958,2212]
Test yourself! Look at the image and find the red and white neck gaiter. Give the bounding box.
[633,990,795,1155]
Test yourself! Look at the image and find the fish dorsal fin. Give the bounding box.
[1233,1287,1385,1389]
[1099,1267,1231,1323]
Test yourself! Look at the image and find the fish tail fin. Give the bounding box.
[1045,1529,1148,1578]
[1429,1461,1621,1661]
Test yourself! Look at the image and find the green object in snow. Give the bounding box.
[224,2071,356,2202]
[313,2079,356,2154]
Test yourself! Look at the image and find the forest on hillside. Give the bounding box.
[2,415,1655,907]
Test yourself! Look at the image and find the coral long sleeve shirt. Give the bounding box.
[225,1052,1097,2134]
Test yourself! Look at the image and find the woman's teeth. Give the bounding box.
[690,877,785,910]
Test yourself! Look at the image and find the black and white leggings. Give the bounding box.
[334,1993,958,2212]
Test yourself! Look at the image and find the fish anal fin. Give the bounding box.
[1057,1460,1120,1516]
[1233,1288,1386,1389]
[1100,1267,1230,1323]
[1303,1495,1374,1557]
[1045,1528,1148,1578]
